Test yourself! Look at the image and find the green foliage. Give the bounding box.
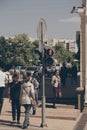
[54,43,74,64]
[0,34,39,70]
[0,33,76,70]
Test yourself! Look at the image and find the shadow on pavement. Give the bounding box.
[0,119,43,129]
[0,119,21,128]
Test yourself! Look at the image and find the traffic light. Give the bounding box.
[45,48,54,66]
[47,48,54,56]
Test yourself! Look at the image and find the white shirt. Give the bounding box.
[32,78,39,89]
[0,70,7,87]
[52,75,61,88]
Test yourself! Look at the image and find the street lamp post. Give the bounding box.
[71,3,85,111]
[41,21,46,127]
[84,0,87,106]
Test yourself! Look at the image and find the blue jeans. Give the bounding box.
[23,104,31,127]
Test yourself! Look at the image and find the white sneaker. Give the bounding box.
[12,120,16,123]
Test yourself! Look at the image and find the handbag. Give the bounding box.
[31,99,36,106]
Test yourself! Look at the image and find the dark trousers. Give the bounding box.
[0,87,5,114]
[61,77,66,86]
[11,99,21,121]
[53,87,57,106]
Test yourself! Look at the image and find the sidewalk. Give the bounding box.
[0,98,80,130]
[73,112,87,130]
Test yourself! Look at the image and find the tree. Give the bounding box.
[7,34,40,68]
[0,36,9,70]
[55,43,73,64]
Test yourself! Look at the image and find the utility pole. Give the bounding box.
[37,18,47,127]
[85,0,87,104]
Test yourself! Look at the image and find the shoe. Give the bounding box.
[53,105,56,109]
[22,126,27,129]
[27,124,29,127]
[17,121,20,124]
[22,125,29,129]
[12,120,16,123]
[32,110,36,115]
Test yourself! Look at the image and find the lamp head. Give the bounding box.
[70,6,76,14]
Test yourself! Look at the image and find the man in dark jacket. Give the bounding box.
[60,62,67,87]
[8,73,22,124]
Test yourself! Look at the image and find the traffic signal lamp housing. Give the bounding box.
[47,48,54,56]
[44,48,54,66]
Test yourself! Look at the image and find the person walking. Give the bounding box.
[51,69,62,108]
[20,74,35,129]
[60,62,67,87]
[71,62,78,83]
[32,70,40,114]
[8,73,21,124]
[0,66,7,114]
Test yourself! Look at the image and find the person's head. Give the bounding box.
[62,62,66,67]
[0,64,4,71]
[23,74,30,82]
[26,71,31,77]
[0,67,2,71]
[55,69,59,76]
[12,73,19,82]
[33,70,38,77]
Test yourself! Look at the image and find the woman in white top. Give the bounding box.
[51,69,61,108]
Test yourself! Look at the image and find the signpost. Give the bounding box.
[37,18,47,127]
[37,18,47,52]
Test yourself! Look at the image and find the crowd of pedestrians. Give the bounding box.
[0,62,78,129]
[60,62,78,86]
[0,65,41,129]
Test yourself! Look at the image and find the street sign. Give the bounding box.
[37,18,47,52]
[37,18,47,40]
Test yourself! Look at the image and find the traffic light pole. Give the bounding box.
[40,22,47,128]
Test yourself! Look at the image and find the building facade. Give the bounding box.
[44,38,78,53]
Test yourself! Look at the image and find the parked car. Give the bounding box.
[26,66,37,75]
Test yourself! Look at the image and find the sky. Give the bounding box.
[0,0,82,39]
